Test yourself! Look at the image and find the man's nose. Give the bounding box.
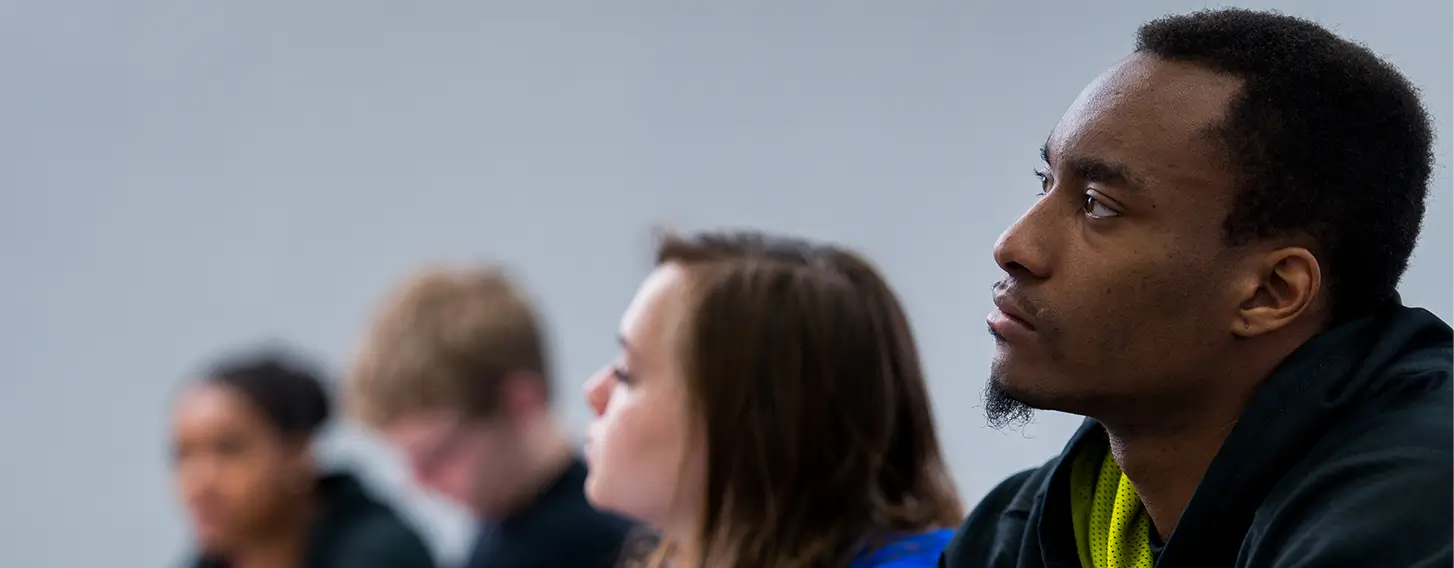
[993,200,1057,282]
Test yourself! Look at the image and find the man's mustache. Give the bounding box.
[991,280,1045,323]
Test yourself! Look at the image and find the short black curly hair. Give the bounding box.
[1136,8,1434,322]
[205,348,333,439]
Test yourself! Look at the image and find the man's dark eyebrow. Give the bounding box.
[1068,157,1144,192]
[1040,143,1145,192]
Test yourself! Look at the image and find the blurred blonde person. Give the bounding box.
[346,266,634,568]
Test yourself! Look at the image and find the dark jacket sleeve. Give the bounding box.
[940,468,1042,568]
[332,515,438,568]
[1238,380,1453,568]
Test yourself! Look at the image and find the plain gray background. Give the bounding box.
[0,1,1448,566]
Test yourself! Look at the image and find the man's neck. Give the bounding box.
[490,415,575,518]
[1105,417,1238,542]
[1108,323,1322,540]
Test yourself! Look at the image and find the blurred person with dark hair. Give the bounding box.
[942,8,1450,568]
[172,349,435,568]
[346,266,635,568]
[583,230,965,568]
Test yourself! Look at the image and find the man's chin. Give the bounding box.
[983,375,1041,430]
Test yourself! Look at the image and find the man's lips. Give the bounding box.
[989,293,1036,337]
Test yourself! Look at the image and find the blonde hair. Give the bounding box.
[346,265,550,426]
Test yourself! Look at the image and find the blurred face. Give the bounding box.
[986,54,1249,427]
[171,382,310,553]
[584,263,703,530]
[383,413,520,519]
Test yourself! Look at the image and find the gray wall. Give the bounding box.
[0,1,1447,566]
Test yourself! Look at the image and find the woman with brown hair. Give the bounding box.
[583,230,964,568]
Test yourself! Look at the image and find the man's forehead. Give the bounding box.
[385,413,461,445]
[1046,54,1242,184]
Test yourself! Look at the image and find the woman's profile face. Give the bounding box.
[584,263,704,530]
[170,382,308,552]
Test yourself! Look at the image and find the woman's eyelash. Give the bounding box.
[611,366,633,383]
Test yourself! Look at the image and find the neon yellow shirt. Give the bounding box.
[1069,448,1155,568]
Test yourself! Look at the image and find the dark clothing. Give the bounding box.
[192,472,436,568]
[466,456,637,568]
[942,300,1453,567]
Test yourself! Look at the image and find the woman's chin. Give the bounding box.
[582,473,607,509]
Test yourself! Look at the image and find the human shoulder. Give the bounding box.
[854,528,955,568]
[1242,367,1451,567]
[325,507,437,568]
[940,464,1055,568]
[306,471,438,568]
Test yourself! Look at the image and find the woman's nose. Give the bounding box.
[584,370,611,416]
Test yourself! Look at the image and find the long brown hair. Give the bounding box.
[645,230,963,568]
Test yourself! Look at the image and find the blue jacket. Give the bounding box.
[851,529,955,568]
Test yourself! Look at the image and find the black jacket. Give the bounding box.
[192,472,436,568]
[465,457,636,568]
[942,301,1452,567]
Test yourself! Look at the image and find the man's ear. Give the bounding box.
[498,372,550,422]
[1231,246,1321,338]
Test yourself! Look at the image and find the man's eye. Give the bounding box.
[1034,168,1052,197]
[1082,193,1121,219]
